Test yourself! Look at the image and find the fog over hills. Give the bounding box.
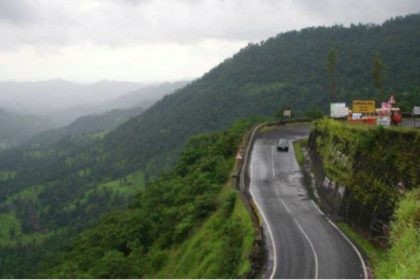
[0,79,144,116]
[0,108,55,149]
[0,80,189,146]
[105,81,190,109]
[0,79,189,124]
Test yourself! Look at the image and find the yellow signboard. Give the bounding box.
[352,100,376,113]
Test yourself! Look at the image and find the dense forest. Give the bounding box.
[0,13,420,277]
[29,106,146,148]
[104,14,420,179]
[0,119,258,278]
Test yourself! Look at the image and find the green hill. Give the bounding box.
[0,119,258,278]
[104,14,420,179]
[1,13,420,278]
[29,106,146,148]
[0,108,55,149]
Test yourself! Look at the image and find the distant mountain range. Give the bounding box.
[0,79,143,115]
[1,13,420,278]
[52,81,189,125]
[0,80,189,147]
[104,14,420,177]
[29,106,146,147]
[0,79,189,125]
[0,108,55,149]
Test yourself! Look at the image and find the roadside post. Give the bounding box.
[414,106,420,128]
[284,110,292,123]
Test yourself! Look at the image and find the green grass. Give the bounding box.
[65,170,145,211]
[96,170,145,195]
[374,189,420,278]
[322,118,419,133]
[337,222,385,272]
[150,186,255,279]
[293,139,307,167]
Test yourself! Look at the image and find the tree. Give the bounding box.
[372,53,385,103]
[327,48,337,103]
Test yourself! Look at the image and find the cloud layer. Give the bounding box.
[0,0,419,82]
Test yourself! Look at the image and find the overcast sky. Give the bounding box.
[0,0,419,83]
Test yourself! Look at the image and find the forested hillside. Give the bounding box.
[0,108,55,149]
[38,120,255,278]
[104,14,420,179]
[1,13,420,278]
[0,119,258,278]
[0,128,147,277]
[29,106,146,148]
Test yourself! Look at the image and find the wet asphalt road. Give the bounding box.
[248,124,367,279]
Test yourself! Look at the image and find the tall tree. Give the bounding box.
[372,53,385,102]
[327,48,337,103]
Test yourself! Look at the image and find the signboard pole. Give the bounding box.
[413,106,420,128]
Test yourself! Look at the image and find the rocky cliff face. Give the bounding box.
[308,119,420,236]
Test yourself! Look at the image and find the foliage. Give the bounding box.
[310,119,420,234]
[304,107,325,120]
[0,131,146,277]
[311,120,420,278]
[375,189,420,278]
[103,14,420,179]
[1,13,420,278]
[337,223,385,272]
[293,139,306,167]
[34,120,255,278]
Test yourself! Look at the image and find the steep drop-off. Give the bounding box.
[35,120,257,278]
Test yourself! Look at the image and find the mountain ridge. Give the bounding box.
[104,13,420,178]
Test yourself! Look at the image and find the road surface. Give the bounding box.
[248,124,367,279]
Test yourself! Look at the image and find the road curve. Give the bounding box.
[248,124,366,279]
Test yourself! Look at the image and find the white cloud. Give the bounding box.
[0,0,419,82]
[0,39,246,82]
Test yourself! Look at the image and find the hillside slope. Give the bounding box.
[29,106,146,147]
[0,108,55,149]
[104,14,420,178]
[2,120,257,278]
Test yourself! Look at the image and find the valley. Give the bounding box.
[0,11,419,279]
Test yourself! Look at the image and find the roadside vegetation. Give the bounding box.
[292,139,307,167]
[375,189,420,278]
[337,223,385,275]
[309,118,420,278]
[338,189,420,278]
[36,119,257,278]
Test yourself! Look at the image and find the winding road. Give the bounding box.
[248,124,367,279]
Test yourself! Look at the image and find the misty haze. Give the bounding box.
[0,0,419,279]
